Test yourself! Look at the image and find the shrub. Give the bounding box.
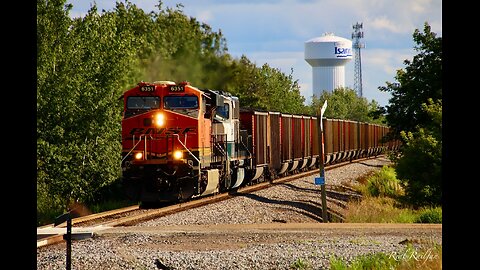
[364,166,404,198]
[415,207,442,223]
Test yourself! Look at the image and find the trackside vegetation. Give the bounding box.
[327,165,442,269]
[329,243,442,270]
[37,0,441,228]
[288,242,442,270]
[378,22,442,207]
[37,0,310,225]
[37,0,386,226]
[344,165,442,224]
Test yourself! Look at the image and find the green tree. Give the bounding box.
[36,0,308,225]
[308,87,383,123]
[378,22,442,207]
[37,0,141,220]
[379,22,442,138]
[135,2,232,90]
[395,99,442,206]
[225,56,306,114]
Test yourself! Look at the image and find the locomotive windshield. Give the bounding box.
[164,95,199,118]
[164,95,198,109]
[127,96,160,109]
[215,103,230,120]
[124,96,160,118]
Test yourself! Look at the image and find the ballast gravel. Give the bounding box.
[37,156,442,269]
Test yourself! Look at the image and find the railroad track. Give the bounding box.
[37,155,379,248]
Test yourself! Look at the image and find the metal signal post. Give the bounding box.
[54,211,72,270]
[315,100,328,222]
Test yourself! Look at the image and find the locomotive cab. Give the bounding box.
[121,81,211,203]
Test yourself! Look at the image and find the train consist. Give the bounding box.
[121,81,400,204]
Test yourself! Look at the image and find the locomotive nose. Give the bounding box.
[154,113,165,127]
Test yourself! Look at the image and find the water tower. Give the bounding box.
[304,33,353,97]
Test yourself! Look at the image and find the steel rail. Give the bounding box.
[37,155,383,248]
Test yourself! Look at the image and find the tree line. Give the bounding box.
[37,0,318,222]
[37,0,440,224]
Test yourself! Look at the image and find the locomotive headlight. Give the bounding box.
[134,152,143,160]
[154,113,165,127]
[173,150,183,160]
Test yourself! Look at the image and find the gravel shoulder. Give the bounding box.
[37,156,442,270]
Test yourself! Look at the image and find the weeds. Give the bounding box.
[329,243,442,270]
[415,207,442,223]
[290,258,311,270]
[344,166,442,224]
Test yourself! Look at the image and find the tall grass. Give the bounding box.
[344,196,417,223]
[415,207,442,223]
[345,165,442,224]
[359,165,404,198]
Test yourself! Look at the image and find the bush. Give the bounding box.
[395,100,442,207]
[363,166,404,198]
[415,207,442,223]
[37,181,66,226]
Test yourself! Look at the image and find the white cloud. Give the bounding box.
[196,10,214,23]
[68,0,441,107]
[368,16,405,34]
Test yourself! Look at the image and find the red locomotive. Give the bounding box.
[120,81,399,204]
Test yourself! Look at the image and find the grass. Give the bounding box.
[290,258,312,270]
[415,207,442,224]
[355,165,404,198]
[344,165,442,224]
[344,196,417,223]
[330,243,442,270]
[330,164,442,269]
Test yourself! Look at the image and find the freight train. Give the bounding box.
[120,81,400,204]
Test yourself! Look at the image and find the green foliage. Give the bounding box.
[415,207,442,223]
[330,252,398,270]
[37,180,66,226]
[308,87,385,123]
[290,258,311,270]
[380,22,442,137]
[138,3,231,89]
[395,99,442,206]
[378,22,442,207]
[37,0,142,215]
[346,164,442,223]
[226,59,307,114]
[37,0,308,224]
[363,166,404,198]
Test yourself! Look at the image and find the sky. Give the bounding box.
[68,0,442,107]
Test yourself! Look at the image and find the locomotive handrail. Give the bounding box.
[212,134,229,161]
[239,136,252,157]
[121,136,145,163]
[173,134,200,163]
